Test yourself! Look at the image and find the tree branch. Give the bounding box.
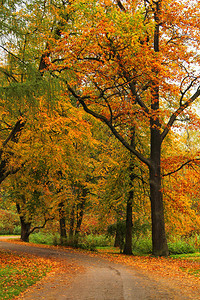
[2,118,26,148]
[0,67,18,82]
[115,0,126,12]
[67,85,151,167]
[161,87,200,142]
[162,158,200,177]
[29,217,54,235]
[0,161,27,184]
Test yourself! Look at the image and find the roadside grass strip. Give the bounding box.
[0,250,52,300]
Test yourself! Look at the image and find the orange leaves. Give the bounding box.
[0,249,53,299]
[161,135,200,236]
[47,0,200,135]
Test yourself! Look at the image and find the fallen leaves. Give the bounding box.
[0,242,84,300]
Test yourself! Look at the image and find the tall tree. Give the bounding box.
[47,0,200,256]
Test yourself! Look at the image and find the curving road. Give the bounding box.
[0,239,199,300]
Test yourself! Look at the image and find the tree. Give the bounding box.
[0,0,56,187]
[47,0,200,256]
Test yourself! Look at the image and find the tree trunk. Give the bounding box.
[20,217,31,242]
[114,220,122,247]
[123,196,133,254]
[69,204,75,241]
[58,202,67,245]
[75,188,87,236]
[16,203,31,242]
[123,128,135,255]
[149,168,169,256]
[0,119,26,184]
[150,127,169,256]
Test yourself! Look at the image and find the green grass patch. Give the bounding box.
[170,252,200,260]
[0,250,52,299]
[171,253,200,278]
[188,268,200,277]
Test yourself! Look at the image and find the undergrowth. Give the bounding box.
[29,231,200,255]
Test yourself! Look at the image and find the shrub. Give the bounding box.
[131,236,197,255]
[168,239,196,255]
[29,232,60,245]
[132,237,152,254]
[13,225,21,235]
[77,234,112,251]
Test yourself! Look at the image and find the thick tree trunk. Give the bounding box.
[20,218,31,242]
[149,1,168,257]
[150,129,169,256]
[16,203,31,242]
[149,166,169,256]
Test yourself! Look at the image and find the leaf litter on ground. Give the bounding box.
[1,239,200,299]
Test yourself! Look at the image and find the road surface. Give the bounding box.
[0,239,199,300]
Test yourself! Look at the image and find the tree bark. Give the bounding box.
[58,201,67,245]
[149,126,169,256]
[123,196,133,254]
[114,220,122,247]
[20,218,31,242]
[16,203,31,242]
[69,204,75,240]
[0,119,26,184]
[75,188,87,236]
[148,0,168,257]
[123,127,136,255]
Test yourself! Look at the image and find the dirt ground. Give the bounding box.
[0,238,200,300]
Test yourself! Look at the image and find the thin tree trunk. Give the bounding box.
[69,204,75,241]
[75,188,87,236]
[123,196,133,254]
[58,201,67,245]
[114,220,122,247]
[123,127,135,255]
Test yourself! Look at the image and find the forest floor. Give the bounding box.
[0,237,200,300]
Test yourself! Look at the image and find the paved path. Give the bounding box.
[0,240,199,300]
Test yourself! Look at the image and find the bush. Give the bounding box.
[13,225,21,235]
[0,225,10,235]
[168,239,196,255]
[132,237,152,254]
[78,234,112,251]
[131,236,197,255]
[29,232,60,245]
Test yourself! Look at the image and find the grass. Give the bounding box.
[170,252,200,260]
[0,250,52,300]
[170,252,200,277]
